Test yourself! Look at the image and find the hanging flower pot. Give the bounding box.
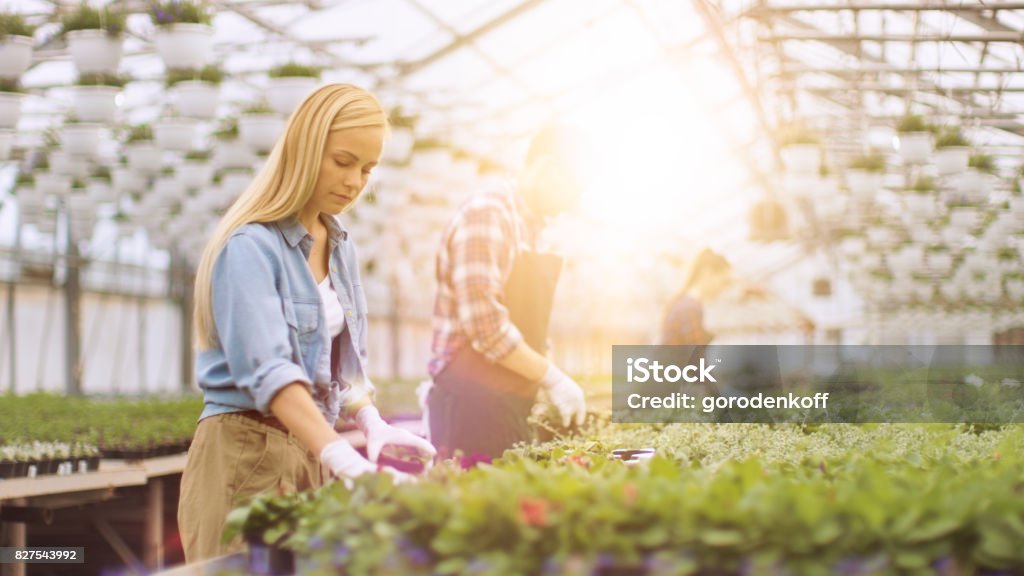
[780,144,821,174]
[180,151,213,189]
[0,89,23,129]
[844,151,886,201]
[954,169,987,199]
[239,106,284,153]
[214,139,253,170]
[49,149,91,179]
[219,169,252,199]
[934,147,970,176]
[125,142,163,174]
[66,30,123,75]
[153,117,197,151]
[894,115,933,165]
[111,165,145,195]
[748,197,789,242]
[60,122,106,158]
[171,78,220,119]
[35,171,71,197]
[0,129,13,161]
[153,24,214,70]
[266,63,320,116]
[71,83,121,124]
[0,33,34,79]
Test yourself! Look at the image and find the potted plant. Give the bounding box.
[845,151,886,201]
[87,165,116,204]
[0,12,36,79]
[59,116,106,158]
[238,102,283,153]
[957,153,997,200]
[776,123,821,174]
[61,4,125,75]
[383,105,417,164]
[154,115,197,151]
[168,65,223,119]
[48,146,91,180]
[124,124,163,174]
[902,176,938,220]
[112,210,135,237]
[894,114,933,164]
[150,1,214,71]
[933,127,971,175]
[212,117,253,169]
[181,149,214,189]
[266,62,320,115]
[0,78,23,129]
[71,73,124,123]
[0,127,13,161]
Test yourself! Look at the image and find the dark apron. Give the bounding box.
[428,250,563,460]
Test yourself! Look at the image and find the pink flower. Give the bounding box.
[517,497,549,527]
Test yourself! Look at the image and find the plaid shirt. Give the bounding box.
[659,293,710,345]
[428,187,534,377]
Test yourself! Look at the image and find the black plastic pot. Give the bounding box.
[87,456,100,471]
[247,541,295,576]
[0,460,15,479]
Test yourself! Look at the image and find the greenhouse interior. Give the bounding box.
[1,0,1023,574]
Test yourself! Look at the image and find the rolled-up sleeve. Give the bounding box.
[211,232,311,414]
[449,203,524,362]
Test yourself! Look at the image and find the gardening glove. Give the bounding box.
[538,363,586,428]
[319,437,414,487]
[355,405,437,465]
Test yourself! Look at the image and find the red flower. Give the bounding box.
[622,482,638,506]
[517,497,549,527]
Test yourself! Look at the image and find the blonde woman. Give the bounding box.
[178,84,436,563]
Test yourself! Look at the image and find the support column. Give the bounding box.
[144,478,164,570]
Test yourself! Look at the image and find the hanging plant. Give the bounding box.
[185,149,211,161]
[213,117,238,141]
[895,114,930,134]
[0,12,36,40]
[150,0,212,26]
[934,128,969,149]
[268,62,321,79]
[91,165,112,183]
[848,152,886,173]
[0,77,22,93]
[76,72,127,87]
[60,4,125,37]
[968,153,997,175]
[241,101,274,115]
[911,176,936,194]
[125,124,154,144]
[775,122,820,147]
[15,171,34,187]
[165,64,223,87]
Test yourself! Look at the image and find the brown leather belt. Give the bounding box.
[236,410,291,435]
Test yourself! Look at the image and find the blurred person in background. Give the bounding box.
[426,125,588,460]
[179,84,435,563]
[659,248,733,347]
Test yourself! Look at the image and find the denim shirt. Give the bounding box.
[196,214,374,425]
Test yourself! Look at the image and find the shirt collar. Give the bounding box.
[276,213,349,248]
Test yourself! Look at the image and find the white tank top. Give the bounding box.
[315,276,346,384]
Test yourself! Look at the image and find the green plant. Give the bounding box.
[150,1,212,27]
[935,127,970,149]
[61,4,126,37]
[0,12,37,40]
[15,172,34,186]
[911,176,936,193]
[91,166,112,182]
[70,178,87,190]
[848,151,886,173]
[896,114,930,133]
[184,149,211,161]
[77,73,127,87]
[0,78,23,93]
[241,101,274,115]
[268,62,321,79]
[212,117,238,140]
[776,123,820,147]
[389,106,418,130]
[125,124,153,144]
[165,65,224,87]
[968,153,997,175]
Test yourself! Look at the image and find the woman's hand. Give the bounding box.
[355,406,438,464]
[319,437,415,485]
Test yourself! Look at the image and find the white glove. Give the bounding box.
[538,363,586,428]
[319,437,414,486]
[355,406,437,465]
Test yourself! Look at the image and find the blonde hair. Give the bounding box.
[193,84,388,349]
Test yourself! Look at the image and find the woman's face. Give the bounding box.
[308,125,385,215]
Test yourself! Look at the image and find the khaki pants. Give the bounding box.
[177,412,323,563]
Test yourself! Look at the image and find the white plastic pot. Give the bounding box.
[87,180,116,204]
[266,76,318,116]
[926,252,954,275]
[179,160,214,190]
[0,91,23,129]
[124,142,163,174]
[382,127,415,164]
[845,169,884,201]
[60,123,106,158]
[173,80,219,119]
[220,171,252,199]
[0,129,14,161]
[153,24,214,70]
[955,169,987,199]
[153,118,197,151]
[35,172,71,197]
[48,150,91,179]
[239,113,285,153]
[71,85,119,123]
[896,132,933,165]
[902,194,937,220]
[934,146,970,176]
[0,35,34,79]
[1007,279,1024,300]
[112,166,145,195]
[780,144,821,174]
[214,140,254,169]
[66,30,123,75]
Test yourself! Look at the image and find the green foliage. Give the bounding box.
[61,4,126,36]
[388,106,418,130]
[848,151,886,173]
[165,65,224,87]
[968,153,997,175]
[185,149,211,161]
[0,12,36,40]
[896,114,930,134]
[150,1,212,27]
[125,124,153,143]
[77,72,126,87]
[228,423,1024,575]
[241,101,274,115]
[213,117,238,140]
[0,78,23,93]
[15,171,34,186]
[934,128,970,149]
[776,123,820,147]
[911,176,936,193]
[91,165,112,182]
[268,62,321,79]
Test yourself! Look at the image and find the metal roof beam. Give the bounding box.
[765,32,1024,42]
[748,2,1024,14]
